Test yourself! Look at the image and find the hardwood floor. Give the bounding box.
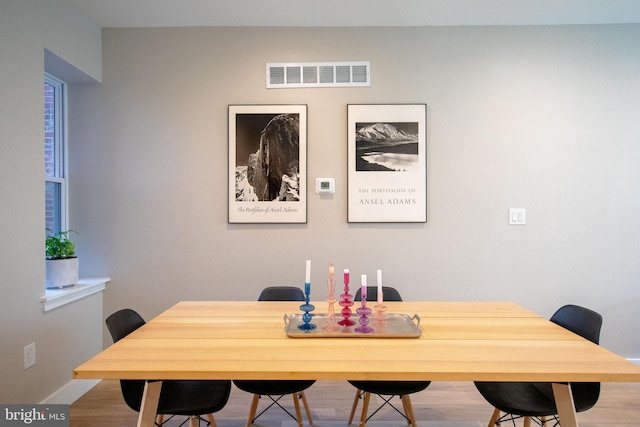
[70,380,640,426]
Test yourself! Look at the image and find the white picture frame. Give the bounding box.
[228,104,307,223]
[347,104,427,223]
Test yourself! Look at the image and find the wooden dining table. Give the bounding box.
[74,301,640,427]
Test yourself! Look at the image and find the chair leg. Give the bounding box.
[487,408,500,427]
[359,392,371,427]
[523,416,531,427]
[189,416,198,427]
[299,391,313,425]
[400,395,418,426]
[348,389,362,425]
[207,413,217,427]
[292,393,303,427]
[156,415,164,426]
[401,395,410,425]
[246,394,260,427]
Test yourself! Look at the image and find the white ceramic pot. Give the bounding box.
[46,257,79,289]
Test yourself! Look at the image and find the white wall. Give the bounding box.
[0,0,102,403]
[70,25,640,357]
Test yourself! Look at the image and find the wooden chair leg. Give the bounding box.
[400,395,418,426]
[348,389,362,425]
[299,391,313,425]
[189,416,198,427]
[488,408,500,427]
[246,394,260,427]
[156,415,164,426]
[400,395,410,425]
[523,416,531,427]
[207,413,217,427]
[359,392,371,427]
[292,393,303,427]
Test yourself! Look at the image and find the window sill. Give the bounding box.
[41,277,111,312]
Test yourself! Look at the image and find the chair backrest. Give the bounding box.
[106,308,146,342]
[549,304,603,412]
[105,309,148,412]
[550,304,602,344]
[258,286,305,301]
[354,286,403,302]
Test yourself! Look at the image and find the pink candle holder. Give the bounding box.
[373,303,387,320]
[372,304,388,331]
[355,289,374,334]
[323,264,340,331]
[338,271,355,326]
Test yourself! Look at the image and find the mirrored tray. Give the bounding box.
[284,313,422,338]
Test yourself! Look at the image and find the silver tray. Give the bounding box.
[284,313,422,338]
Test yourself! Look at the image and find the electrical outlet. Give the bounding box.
[24,343,36,369]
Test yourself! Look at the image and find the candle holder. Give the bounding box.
[338,279,355,327]
[373,303,388,329]
[373,302,388,318]
[323,267,340,331]
[355,292,374,334]
[298,282,316,331]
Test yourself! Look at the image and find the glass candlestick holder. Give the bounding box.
[323,268,340,331]
[338,280,355,327]
[373,294,388,321]
[298,282,316,331]
[373,302,388,329]
[355,292,374,334]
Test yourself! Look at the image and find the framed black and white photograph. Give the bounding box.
[347,104,427,223]
[228,104,307,223]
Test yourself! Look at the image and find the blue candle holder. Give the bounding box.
[298,282,316,331]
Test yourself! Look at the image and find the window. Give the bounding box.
[44,74,67,234]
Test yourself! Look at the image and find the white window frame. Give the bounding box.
[45,73,69,233]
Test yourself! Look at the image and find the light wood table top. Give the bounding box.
[74,301,640,427]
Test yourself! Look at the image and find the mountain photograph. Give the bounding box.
[355,122,419,172]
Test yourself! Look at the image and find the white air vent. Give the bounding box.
[267,61,370,88]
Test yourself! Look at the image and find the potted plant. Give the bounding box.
[45,229,79,289]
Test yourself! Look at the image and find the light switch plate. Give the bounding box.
[509,208,526,225]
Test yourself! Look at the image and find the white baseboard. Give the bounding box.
[41,379,101,405]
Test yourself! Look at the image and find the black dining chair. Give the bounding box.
[105,308,232,427]
[474,304,603,427]
[348,286,431,427]
[354,286,403,303]
[233,286,315,427]
[257,286,305,301]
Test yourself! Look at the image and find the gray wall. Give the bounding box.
[0,0,102,404]
[71,26,640,356]
[1,2,639,405]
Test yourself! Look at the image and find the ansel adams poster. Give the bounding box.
[229,105,307,223]
[348,104,427,223]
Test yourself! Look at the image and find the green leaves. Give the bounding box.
[45,229,77,259]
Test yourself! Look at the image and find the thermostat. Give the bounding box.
[315,178,335,194]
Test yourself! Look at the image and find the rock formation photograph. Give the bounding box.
[235,113,300,202]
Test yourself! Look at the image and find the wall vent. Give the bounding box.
[267,61,370,88]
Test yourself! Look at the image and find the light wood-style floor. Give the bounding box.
[70,380,640,426]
